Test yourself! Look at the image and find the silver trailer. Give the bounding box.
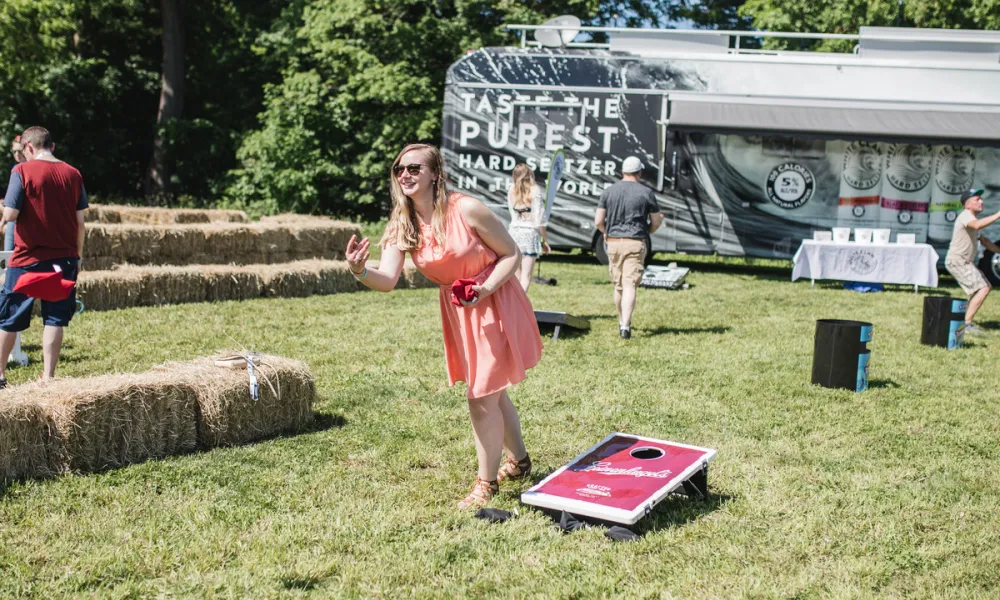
[441,25,1000,283]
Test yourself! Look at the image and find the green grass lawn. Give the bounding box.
[2,257,999,598]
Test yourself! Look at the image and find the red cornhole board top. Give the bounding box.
[521,433,717,524]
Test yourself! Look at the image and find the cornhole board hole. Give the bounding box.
[534,310,589,341]
[640,264,690,289]
[521,433,717,525]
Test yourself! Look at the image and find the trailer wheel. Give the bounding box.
[594,232,609,265]
[978,242,1000,287]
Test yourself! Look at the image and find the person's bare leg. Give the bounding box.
[498,389,527,461]
[467,391,504,481]
[520,255,536,292]
[620,282,638,329]
[966,286,991,323]
[614,284,623,323]
[0,330,17,379]
[42,325,64,379]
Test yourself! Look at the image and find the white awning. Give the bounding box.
[667,92,1000,145]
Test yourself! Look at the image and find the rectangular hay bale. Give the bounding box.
[0,400,56,481]
[77,268,146,311]
[202,266,265,302]
[165,355,315,448]
[137,266,207,306]
[11,375,199,473]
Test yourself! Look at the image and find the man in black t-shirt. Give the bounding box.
[595,156,662,339]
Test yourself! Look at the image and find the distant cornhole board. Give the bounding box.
[534,310,589,341]
[640,263,690,289]
[521,433,717,525]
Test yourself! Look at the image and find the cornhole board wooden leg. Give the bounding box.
[521,433,717,525]
[534,310,590,341]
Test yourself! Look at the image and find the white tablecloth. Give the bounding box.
[792,240,940,287]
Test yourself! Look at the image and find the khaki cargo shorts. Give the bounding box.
[606,238,647,292]
[946,259,990,296]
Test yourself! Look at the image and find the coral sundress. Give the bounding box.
[409,194,543,399]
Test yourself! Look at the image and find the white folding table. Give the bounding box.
[792,240,940,292]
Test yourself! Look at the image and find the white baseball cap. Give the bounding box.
[622,156,643,174]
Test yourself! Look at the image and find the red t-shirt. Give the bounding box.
[5,160,87,267]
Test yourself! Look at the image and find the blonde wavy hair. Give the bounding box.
[510,163,536,211]
[380,144,450,252]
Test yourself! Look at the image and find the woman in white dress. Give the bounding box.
[507,164,550,291]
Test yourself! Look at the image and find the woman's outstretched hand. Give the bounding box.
[346,234,370,274]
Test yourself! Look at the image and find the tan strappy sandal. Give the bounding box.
[497,454,532,483]
[457,477,499,509]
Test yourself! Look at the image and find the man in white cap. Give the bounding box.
[945,187,1000,333]
[595,156,663,339]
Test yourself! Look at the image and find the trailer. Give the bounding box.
[441,25,1000,284]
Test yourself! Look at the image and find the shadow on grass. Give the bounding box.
[536,324,591,342]
[632,492,734,535]
[868,379,899,390]
[306,411,347,433]
[978,321,1000,330]
[640,325,731,336]
[0,411,345,499]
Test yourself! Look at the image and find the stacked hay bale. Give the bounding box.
[66,205,434,312]
[0,354,315,480]
[83,220,357,269]
[76,261,434,311]
[85,204,249,224]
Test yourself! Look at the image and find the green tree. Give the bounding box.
[227,0,676,219]
[0,0,285,202]
[740,0,1000,52]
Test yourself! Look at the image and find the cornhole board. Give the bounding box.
[534,310,589,341]
[521,433,717,525]
[640,264,690,289]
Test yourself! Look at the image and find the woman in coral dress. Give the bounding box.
[345,143,543,508]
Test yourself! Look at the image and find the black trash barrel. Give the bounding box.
[921,296,968,350]
[812,319,873,392]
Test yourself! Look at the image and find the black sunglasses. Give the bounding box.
[393,163,423,177]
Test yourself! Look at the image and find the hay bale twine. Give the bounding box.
[166,355,315,448]
[0,399,56,481]
[12,374,199,473]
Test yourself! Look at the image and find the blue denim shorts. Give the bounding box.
[0,258,79,332]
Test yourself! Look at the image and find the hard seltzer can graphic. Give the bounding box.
[929,146,976,243]
[880,144,932,242]
[838,141,883,228]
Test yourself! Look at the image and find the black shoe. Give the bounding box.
[619,327,631,339]
[0,377,7,390]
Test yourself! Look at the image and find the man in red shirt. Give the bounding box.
[0,127,87,387]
